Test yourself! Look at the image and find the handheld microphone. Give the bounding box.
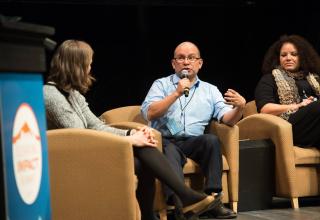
[181,70,189,97]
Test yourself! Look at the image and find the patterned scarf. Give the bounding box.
[272,68,320,120]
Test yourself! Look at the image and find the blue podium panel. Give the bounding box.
[0,74,51,220]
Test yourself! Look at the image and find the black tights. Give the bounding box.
[134,147,206,220]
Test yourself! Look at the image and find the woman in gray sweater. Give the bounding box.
[44,39,219,220]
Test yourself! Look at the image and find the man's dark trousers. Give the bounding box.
[162,134,223,200]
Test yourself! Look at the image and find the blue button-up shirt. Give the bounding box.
[141,73,232,138]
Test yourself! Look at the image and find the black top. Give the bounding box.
[254,74,317,112]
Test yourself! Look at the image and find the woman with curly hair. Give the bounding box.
[44,39,219,220]
[255,34,320,148]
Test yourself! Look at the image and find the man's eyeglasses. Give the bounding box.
[174,56,201,63]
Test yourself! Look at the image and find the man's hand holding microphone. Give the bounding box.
[177,69,190,97]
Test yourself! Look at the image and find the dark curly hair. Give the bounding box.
[261,34,320,75]
[48,39,95,94]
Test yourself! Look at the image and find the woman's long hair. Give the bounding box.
[48,39,95,93]
[262,35,320,75]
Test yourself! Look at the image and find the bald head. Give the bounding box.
[174,41,201,58]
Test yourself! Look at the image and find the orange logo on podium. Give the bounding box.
[12,103,42,205]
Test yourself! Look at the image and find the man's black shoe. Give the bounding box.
[200,200,237,219]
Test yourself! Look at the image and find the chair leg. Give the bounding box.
[159,209,167,220]
[230,201,238,213]
[291,197,299,209]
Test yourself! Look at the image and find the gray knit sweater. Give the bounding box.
[43,84,128,136]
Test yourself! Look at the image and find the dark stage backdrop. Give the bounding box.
[1,0,320,115]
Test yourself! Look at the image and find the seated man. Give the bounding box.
[142,41,246,219]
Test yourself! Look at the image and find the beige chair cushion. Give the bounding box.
[100,105,147,125]
[294,146,320,165]
[183,156,229,174]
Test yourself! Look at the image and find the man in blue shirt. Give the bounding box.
[141,41,245,219]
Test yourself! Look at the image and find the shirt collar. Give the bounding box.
[172,73,200,88]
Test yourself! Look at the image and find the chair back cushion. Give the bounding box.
[101,105,147,125]
[243,100,258,118]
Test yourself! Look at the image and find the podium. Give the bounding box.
[0,15,55,219]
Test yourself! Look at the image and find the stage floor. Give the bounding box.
[234,197,320,220]
[168,197,320,220]
[236,206,320,220]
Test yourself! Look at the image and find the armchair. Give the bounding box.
[47,128,140,220]
[99,120,167,220]
[100,105,239,215]
[237,100,320,209]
